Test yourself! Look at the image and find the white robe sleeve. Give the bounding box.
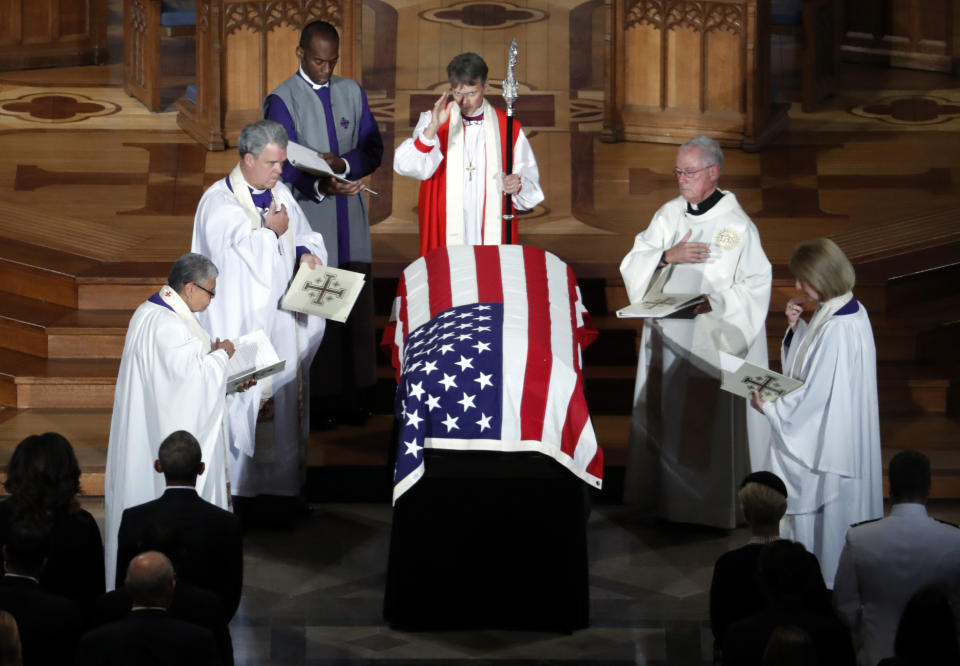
[704,222,772,346]
[510,129,544,211]
[761,319,862,476]
[393,111,445,181]
[619,204,679,304]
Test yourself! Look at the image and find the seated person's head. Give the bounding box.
[125,551,175,609]
[893,586,960,666]
[757,540,818,609]
[4,432,81,516]
[889,450,931,504]
[155,431,204,486]
[739,471,788,533]
[2,522,52,578]
[0,610,21,666]
[761,624,817,666]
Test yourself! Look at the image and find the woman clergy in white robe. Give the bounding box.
[104,252,238,589]
[751,238,883,588]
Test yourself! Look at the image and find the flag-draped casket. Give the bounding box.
[383,244,604,500]
[381,245,602,631]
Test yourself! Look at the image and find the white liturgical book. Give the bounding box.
[718,351,804,402]
[617,265,706,319]
[281,263,366,323]
[616,293,705,319]
[285,141,379,195]
[225,329,285,393]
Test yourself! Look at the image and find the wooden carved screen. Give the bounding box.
[603,0,785,150]
[178,0,359,150]
[842,0,958,73]
[0,0,107,71]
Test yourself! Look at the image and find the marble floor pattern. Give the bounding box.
[77,497,960,666]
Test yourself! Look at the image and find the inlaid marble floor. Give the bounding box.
[79,497,960,666]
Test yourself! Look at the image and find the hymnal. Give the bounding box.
[281,263,366,323]
[285,141,379,195]
[718,351,803,402]
[225,329,285,394]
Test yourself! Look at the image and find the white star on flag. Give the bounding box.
[405,409,423,429]
[454,355,474,371]
[425,394,441,411]
[457,333,472,341]
[408,381,425,401]
[458,392,476,412]
[474,372,494,390]
[439,373,458,391]
[442,413,459,432]
[439,343,455,354]
[472,341,491,354]
[421,360,438,375]
[476,413,492,431]
[404,440,422,456]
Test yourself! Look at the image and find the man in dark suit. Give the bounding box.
[710,471,830,656]
[77,551,221,665]
[0,523,81,665]
[722,540,855,666]
[116,430,243,619]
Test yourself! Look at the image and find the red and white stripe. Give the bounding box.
[384,245,603,489]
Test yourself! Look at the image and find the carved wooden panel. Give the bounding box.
[178,0,359,150]
[842,0,958,72]
[604,0,784,150]
[0,0,107,70]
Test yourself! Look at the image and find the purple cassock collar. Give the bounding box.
[783,296,859,350]
[224,177,273,208]
[148,292,173,311]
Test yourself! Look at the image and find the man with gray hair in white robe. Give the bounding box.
[192,120,328,516]
[620,135,772,529]
[105,252,237,588]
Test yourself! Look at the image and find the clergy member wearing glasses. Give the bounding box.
[393,51,544,255]
[105,252,238,589]
[619,135,773,529]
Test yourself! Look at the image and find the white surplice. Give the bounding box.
[620,191,772,528]
[393,99,544,246]
[104,288,230,589]
[191,176,327,499]
[757,297,883,587]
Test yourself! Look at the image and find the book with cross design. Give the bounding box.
[281,263,366,323]
[225,329,285,393]
[717,351,804,402]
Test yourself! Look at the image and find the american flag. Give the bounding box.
[383,245,603,501]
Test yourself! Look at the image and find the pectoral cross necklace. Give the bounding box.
[465,123,483,182]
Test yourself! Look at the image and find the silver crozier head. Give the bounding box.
[502,38,519,114]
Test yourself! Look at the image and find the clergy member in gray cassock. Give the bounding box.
[620,135,772,529]
[191,119,327,503]
[264,19,383,427]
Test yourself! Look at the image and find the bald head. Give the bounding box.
[125,551,175,608]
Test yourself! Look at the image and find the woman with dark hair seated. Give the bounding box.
[878,586,960,666]
[0,432,105,607]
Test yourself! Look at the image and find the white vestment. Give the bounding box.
[191,175,327,498]
[104,287,230,589]
[620,191,772,528]
[757,296,883,587]
[393,99,544,245]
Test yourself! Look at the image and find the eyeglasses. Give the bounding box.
[192,282,216,298]
[451,88,482,99]
[673,165,715,178]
